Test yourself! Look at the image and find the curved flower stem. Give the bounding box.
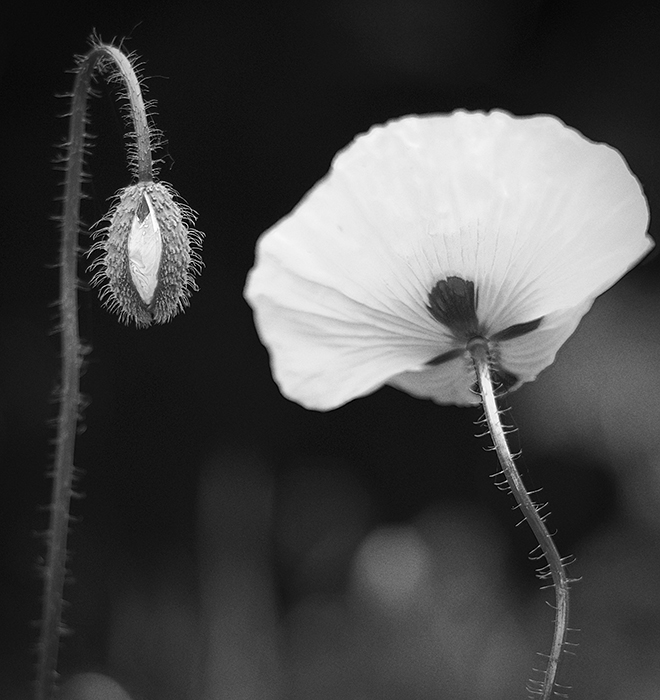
[37,41,152,700]
[468,337,571,700]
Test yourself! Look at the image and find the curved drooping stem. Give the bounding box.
[38,42,153,700]
[468,337,571,700]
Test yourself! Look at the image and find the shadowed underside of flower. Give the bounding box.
[245,110,652,410]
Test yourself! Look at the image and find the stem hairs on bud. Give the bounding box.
[90,180,203,327]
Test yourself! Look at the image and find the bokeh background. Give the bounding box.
[2,1,660,698]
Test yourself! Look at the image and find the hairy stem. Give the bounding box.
[37,42,152,700]
[468,337,571,700]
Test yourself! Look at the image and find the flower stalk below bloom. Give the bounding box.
[468,336,573,700]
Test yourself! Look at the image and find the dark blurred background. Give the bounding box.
[2,1,660,698]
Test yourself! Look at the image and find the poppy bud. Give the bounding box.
[91,181,203,327]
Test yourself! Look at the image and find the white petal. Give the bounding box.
[388,354,479,406]
[249,252,456,410]
[128,192,162,305]
[328,110,652,331]
[497,300,594,389]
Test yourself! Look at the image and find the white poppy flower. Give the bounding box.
[245,110,652,410]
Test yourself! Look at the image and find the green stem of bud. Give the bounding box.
[100,44,154,182]
[468,337,573,700]
[39,40,154,700]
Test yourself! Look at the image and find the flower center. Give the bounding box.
[425,276,544,393]
[427,276,481,340]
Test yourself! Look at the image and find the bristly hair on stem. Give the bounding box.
[39,36,201,700]
[467,336,579,700]
[92,38,159,182]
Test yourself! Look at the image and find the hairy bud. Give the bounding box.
[90,181,203,327]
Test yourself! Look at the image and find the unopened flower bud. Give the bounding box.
[90,181,203,327]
